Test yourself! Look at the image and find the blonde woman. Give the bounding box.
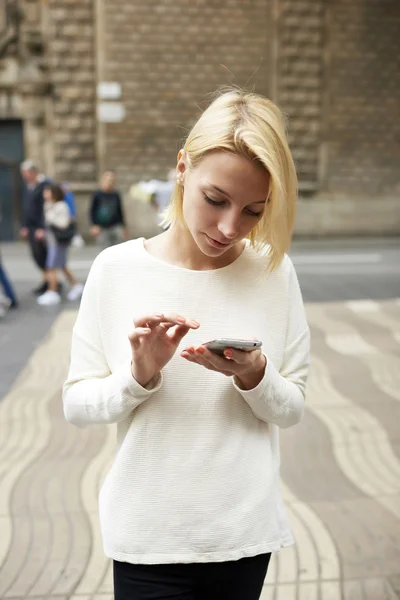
[63,89,310,600]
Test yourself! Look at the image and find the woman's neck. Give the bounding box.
[145,225,245,271]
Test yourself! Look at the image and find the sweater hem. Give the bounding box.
[104,536,294,565]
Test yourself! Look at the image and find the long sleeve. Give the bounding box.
[62,253,162,427]
[46,202,70,228]
[233,258,310,429]
[35,192,45,229]
[116,191,125,225]
[89,192,99,225]
[21,187,29,228]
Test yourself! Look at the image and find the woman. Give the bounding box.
[63,89,310,600]
[37,183,83,306]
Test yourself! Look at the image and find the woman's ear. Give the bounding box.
[176,149,186,184]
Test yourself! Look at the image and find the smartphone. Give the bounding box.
[204,338,262,356]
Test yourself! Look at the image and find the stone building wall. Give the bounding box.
[274,0,325,191]
[100,0,273,192]
[97,0,399,236]
[46,0,97,183]
[1,0,399,237]
[323,0,400,197]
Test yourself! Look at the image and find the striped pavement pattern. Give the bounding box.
[0,299,399,600]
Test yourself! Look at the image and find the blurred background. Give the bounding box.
[1,2,400,600]
[0,0,399,241]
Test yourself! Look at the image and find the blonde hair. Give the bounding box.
[162,88,298,271]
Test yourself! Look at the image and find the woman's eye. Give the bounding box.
[204,195,225,207]
[246,209,263,217]
[204,194,263,218]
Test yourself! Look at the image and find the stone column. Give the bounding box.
[274,0,325,194]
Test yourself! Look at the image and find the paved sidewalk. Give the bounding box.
[1,239,400,599]
[0,298,399,599]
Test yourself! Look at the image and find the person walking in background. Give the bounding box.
[0,251,18,313]
[20,160,50,295]
[0,205,18,312]
[89,170,127,247]
[63,89,310,600]
[37,183,83,306]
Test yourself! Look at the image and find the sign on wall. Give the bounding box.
[97,102,125,123]
[97,82,122,100]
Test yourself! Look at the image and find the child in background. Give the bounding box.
[37,183,83,306]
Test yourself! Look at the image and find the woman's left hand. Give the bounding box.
[181,345,267,390]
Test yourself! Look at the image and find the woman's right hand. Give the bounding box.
[129,312,200,387]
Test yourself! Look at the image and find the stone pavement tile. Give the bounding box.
[281,409,362,503]
[388,575,400,599]
[0,312,107,598]
[261,581,343,600]
[331,303,400,350]
[2,298,400,599]
[343,577,399,600]
[299,311,400,507]
[307,308,400,450]
[311,498,400,580]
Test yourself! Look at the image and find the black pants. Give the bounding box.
[28,228,47,271]
[114,553,271,600]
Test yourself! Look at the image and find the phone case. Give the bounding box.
[205,339,262,356]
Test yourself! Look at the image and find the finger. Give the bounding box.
[133,313,165,328]
[153,322,175,336]
[163,312,200,329]
[192,348,227,371]
[128,327,151,347]
[223,348,262,364]
[196,346,234,370]
[181,351,233,376]
[168,324,192,345]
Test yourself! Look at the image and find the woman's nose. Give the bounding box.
[217,212,241,239]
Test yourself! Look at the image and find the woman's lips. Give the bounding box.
[205,234,231,248]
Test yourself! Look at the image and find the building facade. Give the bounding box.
[0,0,399,239]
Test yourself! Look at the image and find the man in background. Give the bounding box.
[20,160,50,295]
[89,170,127,248]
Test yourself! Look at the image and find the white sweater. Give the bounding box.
[63,238,310,564]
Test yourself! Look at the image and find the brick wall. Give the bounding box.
[33,0,400,235]
[324,0,400,196]
[47,0,97,182]
[101,0,272,191]
[275,0,324,190]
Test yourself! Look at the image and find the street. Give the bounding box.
[0,237,400,600]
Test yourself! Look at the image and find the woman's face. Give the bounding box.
[43,186,53,202]
[179,151,270,257]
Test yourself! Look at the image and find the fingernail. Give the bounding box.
[177,317,186,324]
[196,347,205,354]
[225,350,233,358]
[192,320,200,327]
[188,347,195,354]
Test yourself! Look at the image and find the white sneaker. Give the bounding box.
[37,290,61,306]
[0,294,11,317]
[67,283,84,302]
